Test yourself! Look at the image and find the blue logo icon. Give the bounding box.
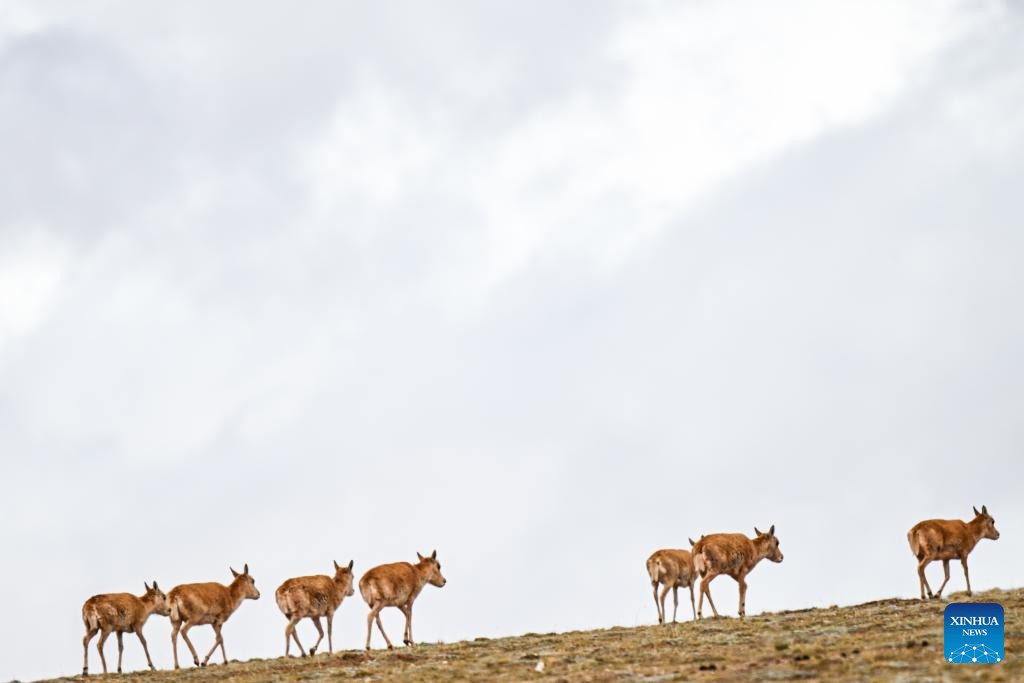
[944,602,1003,663]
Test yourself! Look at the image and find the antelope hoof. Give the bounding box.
[387,644,394,650]
[117,668,122,674]
[82,669,88,676]
[309,647,316,656]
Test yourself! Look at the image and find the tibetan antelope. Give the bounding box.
[359,550,446,650]
[692,526,783,618]
[167,564,260,669]
[646,545,697,623]
[81,581,169,675]
[908,505,1000,600]
[275,560,356,656]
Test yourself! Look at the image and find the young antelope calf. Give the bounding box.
[359,550,446,650]
[646,547,697,624]
[167,564,260,669]
[907,505,1000,600]
[82,581,169,675]
[275,560,355,656]
[691,526,783,619]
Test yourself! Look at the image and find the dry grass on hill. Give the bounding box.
[42,588,1020,682]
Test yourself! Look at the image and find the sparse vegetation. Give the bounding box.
[45,588,1020,681]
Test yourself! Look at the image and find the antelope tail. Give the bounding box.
[169,596,182,622]
[358,577,375,605]
[907,529,924,560]
[275,589,292,617]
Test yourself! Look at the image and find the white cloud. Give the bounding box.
[471,0,984,277]
[0,230,69,350]
[298,0,995,318]
[304,78,444,224]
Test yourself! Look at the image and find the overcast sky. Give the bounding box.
[2,1,1022,680]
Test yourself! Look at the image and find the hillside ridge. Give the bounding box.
[43,588,1021,682]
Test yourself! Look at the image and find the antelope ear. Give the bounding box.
[982,505,988,515]
[431,550,437,561]
[144,581,151,592]
[348,559,354,571]
[243,563,249,575]
[334,560,341,571]
[230,566,240,578]
[973,506,980,516]
[417,552,425,561]
[701,534,705,540]
[688,537,696,546]
[769,524,775,536]
[152,580,159,590]
[754,527,762,536]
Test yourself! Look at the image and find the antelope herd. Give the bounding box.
[81,507,1001,675]
[82,552,443,675]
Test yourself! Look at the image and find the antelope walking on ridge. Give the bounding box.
[275,560,356,656]
[691,526,783,619]
[646,546,697,623]
[359,550,446,650]
[167,564,260,669]
[81,581,170,675]
[907,505,1000,600]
